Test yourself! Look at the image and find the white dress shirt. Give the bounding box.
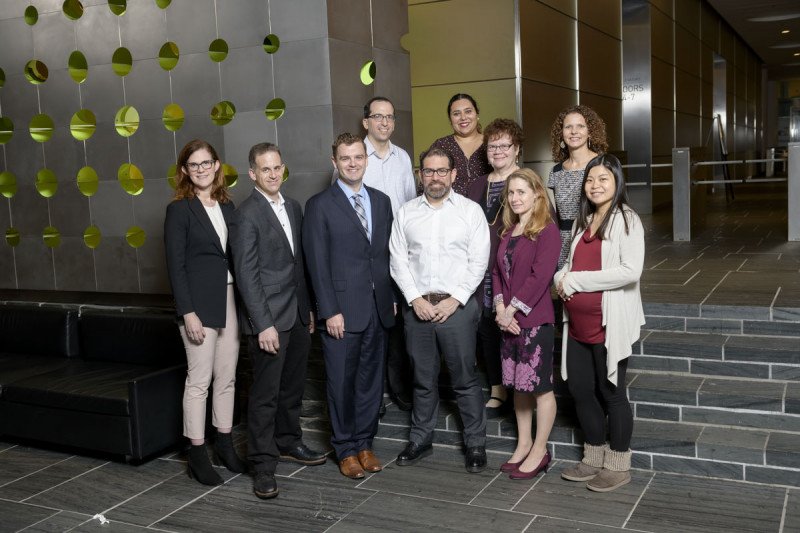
[361,137,416,215]
[256,188,294,255]
[389,191,490,306]
[203,202,234,282]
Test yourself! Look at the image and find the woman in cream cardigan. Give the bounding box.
[553,153,645,493]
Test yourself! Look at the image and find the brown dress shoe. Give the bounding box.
[339,455,365,479]
[357,449,382,473]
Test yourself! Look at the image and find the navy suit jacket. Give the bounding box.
[164,197,235,328]
[302,182,395,332]
[229,189,311,335]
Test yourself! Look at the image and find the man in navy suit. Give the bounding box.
[230,142,327,500]
[303,132,395,479]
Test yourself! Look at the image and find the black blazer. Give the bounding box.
[164,197,235,328]
[302,183,395,332]
[229,189,311,335]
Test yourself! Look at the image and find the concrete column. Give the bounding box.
[789,142,800,241]
[672,147,691,241]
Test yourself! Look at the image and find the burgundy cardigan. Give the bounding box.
[492,222,560,328]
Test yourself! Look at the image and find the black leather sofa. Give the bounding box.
[0,305,186,462]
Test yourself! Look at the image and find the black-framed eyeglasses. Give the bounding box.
[421,167,451,177]
[487,143,513,153]
[186,159,215,172]
[368,113,395,122]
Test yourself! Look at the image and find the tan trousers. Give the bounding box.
[179,285,240,440]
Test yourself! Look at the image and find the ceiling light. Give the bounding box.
[747,14,800,22]
[770,43,800,49]
[782,29,791,34]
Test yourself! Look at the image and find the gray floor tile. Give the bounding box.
[725,335,800,364]
[651,455,744,480]
[783,489,800,532]
[0,455,107,502]
[682,406,800,432]
[468,468,537,511]
[626,473,785,533]
[631,420,702,457]
[0,446,73,487]
[71,518,164,532]
[685,318,743,334]
[698,378,785,412]
[746,465,800,487]
[628,373,704,405]
[530,516,628,532]
[690,359,770,379]
[0,500,58,532]
[766,432,800,468]
[17,510,93,532]
[696,426,768,464]
[641,331,725,360]
[786,382,800,414]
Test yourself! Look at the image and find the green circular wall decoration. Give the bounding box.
[77,166,99,196]
[167,164,177,189]
[36,169,58,198]
[68,51,88,83]
[112,47,132,76]
[222,163,237,188]
[24,59,49,84]
[263,34,280,54]
[0,171,17,198]
[0,117,13,144]
[162,103,184,131]
[24,5,38,25]
[62,0,84,20]
[265,98,285,121]
[158,42,180,70]
[114,105,139,137]
[6,227,20,247]
[118,163,144,195]
[70,109,96,141]
[210,100,235,126]
[360,61,376,85]
[29,114,54,143]
[209,38,228,62]
[282,165,290,182]
[108,0,126,16]
[126,226,145,248]
[43,226,61,248]
[155,0,171,8]
[83,225,101,248]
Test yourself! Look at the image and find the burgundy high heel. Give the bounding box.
[500,460,522,473]
[508,450,551,480]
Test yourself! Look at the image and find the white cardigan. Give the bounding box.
[553,206,645,386]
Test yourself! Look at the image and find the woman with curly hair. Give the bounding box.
[548,105,608,269]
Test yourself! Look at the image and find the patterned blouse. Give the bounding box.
[430,134,491,196]
[547,162,585,270]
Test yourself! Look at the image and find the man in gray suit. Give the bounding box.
[230,142,326,500]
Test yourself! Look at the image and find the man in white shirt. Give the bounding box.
[361,97,416,413]
[389,147,490,473]
[230,143,326,500]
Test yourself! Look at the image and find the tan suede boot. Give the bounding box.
[561,443,604,482]
[587,447,631,492]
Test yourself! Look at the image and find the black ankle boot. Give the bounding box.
[187,444,223,486]
[215,433,248,473]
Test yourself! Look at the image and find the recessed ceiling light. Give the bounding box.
[795,52,800,56]
[770,43,800,49]
[747,14,800,22]
[782,29,791,34]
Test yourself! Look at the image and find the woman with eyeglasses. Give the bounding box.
[429,93,491,196]
[548,105,608,269]
[165,139,247,485]
[466,118,524,418]
[554,154,644,492]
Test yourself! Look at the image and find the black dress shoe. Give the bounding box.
[379,401,387,418]
[279,443,327,466]
[253,472,278,499]
[396,442,432,466]
[465,446,487,473]
[390,392,412,412]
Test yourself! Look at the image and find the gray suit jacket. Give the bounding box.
[230,188,311,335]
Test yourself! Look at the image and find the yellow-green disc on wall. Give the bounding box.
[155,0,171,8]
[24,60,48,84]
[0,171,17,198]
[114,105,139,137]
[29,114,54,143]
[36,169,58,198]
[210,100,235,126]
[112,47,132,76]
[263,34,280,54]
[70,109,96,141]
[265,98,285,121]
[0,116,13,144]
[282,165,290,182]
[43,226,61,248]
[24,5,38,25]
[6,227,20,247]
[108,0,126,16]
[118,163,144,195]
[167,164,177,189]
[77,166,99,196]
[222,163,237,187]
[209,39,229,62]
[68,51,88,83]
[158,42,180,71]
[83,225,101,248]
[62,0,83,20]
[126,226,145,248]
[360,61,376,85]
[162,103,184,131]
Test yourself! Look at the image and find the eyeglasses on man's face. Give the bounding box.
[186,160,215,172]
[368,114,395,123]
[420,167,452,177]
[487,143,513,153]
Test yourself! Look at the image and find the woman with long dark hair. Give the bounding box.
[165,139,247,485]
[554,153,645,492]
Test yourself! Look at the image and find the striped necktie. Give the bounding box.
[352,194,370,241]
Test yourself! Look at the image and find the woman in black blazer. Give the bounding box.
[165,139,246,485]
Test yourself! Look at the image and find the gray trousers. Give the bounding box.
[404,298,486,448]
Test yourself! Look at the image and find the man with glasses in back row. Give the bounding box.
[389,147,490,473]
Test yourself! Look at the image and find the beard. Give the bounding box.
[424,181,450,200]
